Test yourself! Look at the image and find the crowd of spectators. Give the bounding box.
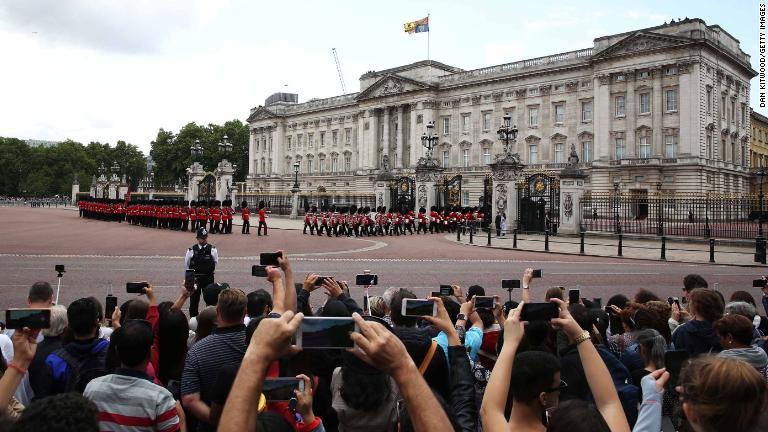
[0,196,70,207]
[1,256,767,432]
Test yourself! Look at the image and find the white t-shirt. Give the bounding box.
[0,334,12,363]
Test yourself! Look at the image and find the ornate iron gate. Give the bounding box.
[518,173,559,233]
[390,177,415,213]
[198,174,216,204]
[480,175,493,228]
[436,175,462,209]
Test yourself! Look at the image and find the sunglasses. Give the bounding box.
[544,379,568,393]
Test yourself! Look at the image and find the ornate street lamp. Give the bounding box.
[98,163,106,176]
[420,121,440,161]
[613,181,622,234]
[190,139,203,158]
[218,134,233,155]
[497,113,518,158]
[111,162,120,174]
[754,166,767,263]
[292,161,300,190]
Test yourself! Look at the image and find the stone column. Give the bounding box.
[373,179,392,210]
[216,159,235,202]
[626,73,636,157]
[382,107,390,159]
[248,129,256,176]
[409,103,419,168]
[357,111,365,171]
[396,105,404,169]
[490,158,524,233]
[187,162,205,201]
[369,109,379,169]
[71,179,79,204]
[594,74,611,161]
[415,163,444,214]
[274,122,285,175]
[652,68,663,156]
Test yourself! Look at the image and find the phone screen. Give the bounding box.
[664,350,690,384]
[184,269,195,290]
[502,279,521,289]
[568,289,581,304]
[126,282,148,294]
[5,308,51,329]
[298,317,356,349]
[402,299,435,317]
[259,252,282,266]
[262,378,304,402]
[520,303,559,321]
[252,265,268,277]
[474,296,496,309]
[105,295,118,321]
[592,298,602,310]
[532,269,542,278]
[356,274,378,286]
[753,279,765,288]
[439,285,452,296]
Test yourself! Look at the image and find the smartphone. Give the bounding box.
[592,298,602,310]
[753,279,765,288]
[520,303,560,321]
[401,299,437,317]
[314,276,333,286]
[664,350,690,385]
[568,289,581,304]
[259,252,283,266]
[5,308,51,329]
[55,264,65,273]
[356,274,378,286]
[251,265,268,277]
[667,296,674,305]
[295,282,304,296]
[105,295,118,322]
[262,378,305,402]
[439,285,452,296]
[502,279,521,289]
[184,269,196,291]
[126,282,149,294]
[474,296,497,309]
[297,317,357,349]
[532,269,542,278]
[430,291,443,298]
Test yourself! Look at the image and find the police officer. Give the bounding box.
[184,227,219,317]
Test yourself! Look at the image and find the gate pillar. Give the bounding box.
[415,161,444,213]
[558,144,589,235]
[490,156,525,233]
[187,162,205,202]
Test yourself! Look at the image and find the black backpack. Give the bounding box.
[190,244,216,275]
[55,339,110,393]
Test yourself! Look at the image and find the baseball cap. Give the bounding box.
[196,228,208,238]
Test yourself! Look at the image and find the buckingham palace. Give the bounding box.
[245,18,756,206]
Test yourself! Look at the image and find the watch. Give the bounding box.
[456,313,467,321]
[573,330,591,346]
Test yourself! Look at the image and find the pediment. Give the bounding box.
[246,107,280,123]
[356,74,433,100]
[550,133,567,141]
[593,31,693,60]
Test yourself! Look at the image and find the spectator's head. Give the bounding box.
[644,300,672,321]
[389,289,417,327]
[368,296,386,318]
[545,287,565,302]
[678,356,767,432]
[339,350,393,412]
[730,290,757,307]
[28,281,53,307]
[216,288,247,326]
[466,285,485,301]
[67,298,100,339]
[116,320,153,369]
[546,400,611,432]
[509,351,562,412]
[689,288,724,322]
[123,299,149,323]
[441,297,460,324]
[634,329,666,369]
[381,287,399,316]
[714,314,754,349]
[42,304,68,338]
[203,282,227,307]
[86,296,104,323]
[475,308,495,329]
[634,289,660,304]
[194,306,218,342]
[157,308,189,384]
[568,304,592,333]
[724,301,757,321]
[11,393,99,432]
[683,274,708,296]
[321,299,350,317]
[246,289,273,318]
[633,305,672,343]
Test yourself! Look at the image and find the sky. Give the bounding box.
[0,0,763,155]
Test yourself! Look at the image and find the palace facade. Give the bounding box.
[246,18,756,206]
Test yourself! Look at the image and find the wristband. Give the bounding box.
[523,286,530,290]
[8,363,27,375]
[456,313,467,321]
[573,330,591,346]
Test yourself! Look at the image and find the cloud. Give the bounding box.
[0,0,225,54]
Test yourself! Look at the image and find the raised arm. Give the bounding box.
[266,266,285,314]
[550,298,630,432]
[350,313,453,432]
[277,251,297,313]
[521,268,533,303]
[480,302,524,432]
[0,328,37,410]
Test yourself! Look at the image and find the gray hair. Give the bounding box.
[368,296,386,318]
[725,301,757,320]
[382,287,400,312]
[42,305,68,337]
[634,329,667,369]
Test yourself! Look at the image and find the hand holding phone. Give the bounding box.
[401,299,437,317]
[126,281,149,294]
[105,295,118,324]
[252,265,269,277]
[184,269,196,291]
[6,309,51,329]
[474,296,497,309]
[532,269,542,278]
[260,252,283,266]
[356,274,378,286]
[568,289,581,305]
[520,303,559,321]
[297,317,357,349]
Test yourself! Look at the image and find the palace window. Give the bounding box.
[639,136,651,159]
[483,147,491,164]
[332,130,338,145]
[722,96,726,120]
[615,138,626,160]
[320,132,325,147]
[261,159,266,174]
[707,87,712,114]
[287,136,292,150]
[442,150,449,168]
[462,149,470,167]
[721,138,726,160]
[615,95,626,117]
[554,104,565,123]
[640,93,651,114]
[664,66,677,76]
[528,144,538,164]
[297,134,303,147]
[331,156,338,172]
[664,135,678,158]
[554,143,564,163]
[442,117,450,134]
[462,191,470,206]
[319,158,325,173]
[462,114,470,132]
[707,134,713,159]
[345,128,351,145]
[731,100,735,123]
[528,107,539,127]
[306,159,313,173]
[482,112,491,131]
[581,140,592,162]
[308,133,314,147]
[665,89,678,112]
[638,70,650,79]
[581,101,593,122]
[344,154,351,171]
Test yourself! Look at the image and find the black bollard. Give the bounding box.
[457,227,461,242]
[469,227,474,244]
[709,238,715,263]
[487,227,491,246]
[661,236,667,260]
[618,234,623,257]
[580,231,585,254]
[545,230,550,251]
[513,229,518,249]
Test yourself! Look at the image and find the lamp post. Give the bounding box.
[613,181,621,234]
[292,161,300,191]
[754,166,767,263]
[497,113,518,158]
[655,181,664,236]
[420,121,440,162]
[190,139,203,159]
[218,134,232,156]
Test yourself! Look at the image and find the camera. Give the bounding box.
[55,264,65,273]
[502,279,521,289]
[439,285,452,296]
[126,281,149,294]
[252,265,268,277]
[260,252,283,266]
[356,274,378,286]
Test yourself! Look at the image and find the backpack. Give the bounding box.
[54,339,110,393]
[190,244,216,275]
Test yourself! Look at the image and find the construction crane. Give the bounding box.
[332,48,347,94]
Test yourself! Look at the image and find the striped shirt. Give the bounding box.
[84,369,180,432]
[181,324,246,432]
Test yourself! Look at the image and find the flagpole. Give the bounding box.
[427,13,431,79]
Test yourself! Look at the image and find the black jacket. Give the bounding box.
[448,345,477,432]
[394,327,451,402]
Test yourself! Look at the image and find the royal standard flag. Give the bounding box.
[404,16,429,34]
